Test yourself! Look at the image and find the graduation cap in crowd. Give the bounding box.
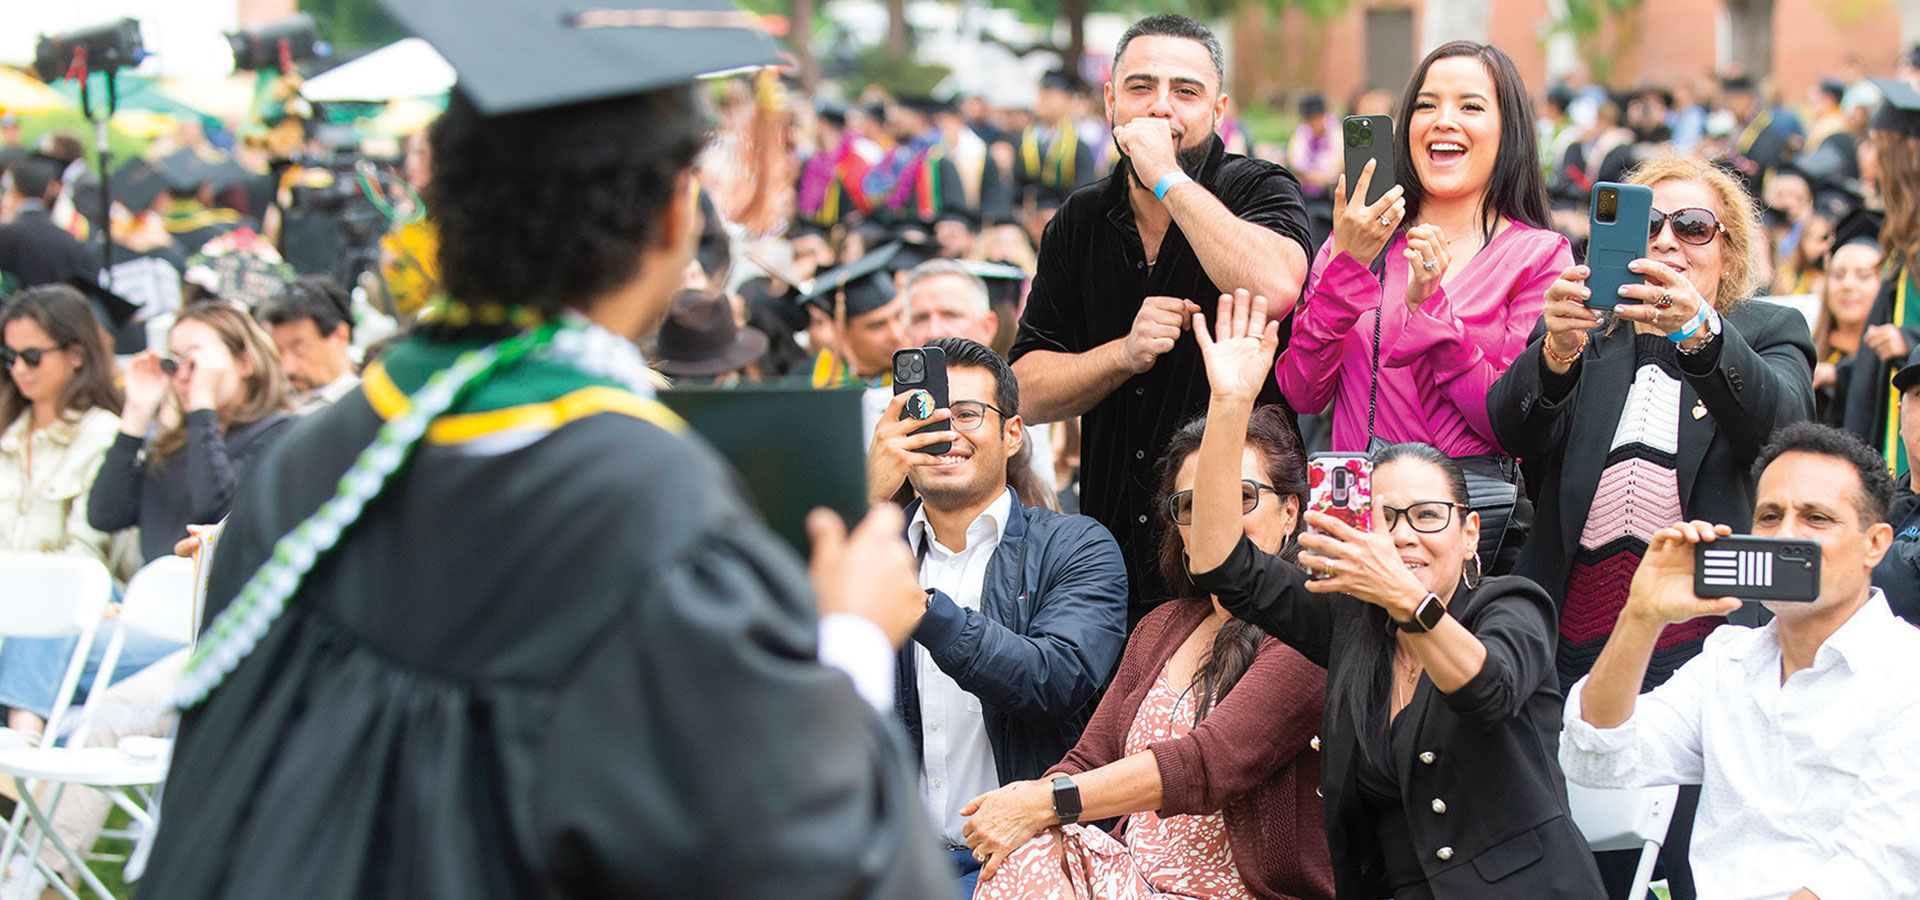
[1832,207,1884,254]
[955,258,1027,308]
[816,101,849,128]
[110,158,166,213]
[371,0,781,116]
[1869,79,1920,137]
[799,242,901,320]
[1039,70,1079,94]
[888,227,940,272]
[895,95,949,118]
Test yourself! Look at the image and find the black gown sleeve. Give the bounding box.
[87,431,146,533]
[535,526,948,900]
[1189,533,1337,668]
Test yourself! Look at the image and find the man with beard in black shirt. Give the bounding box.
[1009,14,1312,620]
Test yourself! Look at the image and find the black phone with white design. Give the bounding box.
[1693,536,1820,602]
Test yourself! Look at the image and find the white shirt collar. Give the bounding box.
[1730,588,1902,675]
[909,487,1014,556]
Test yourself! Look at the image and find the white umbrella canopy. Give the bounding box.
[302,37,454,102]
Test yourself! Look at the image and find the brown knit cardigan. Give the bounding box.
[1050,597,1335,900]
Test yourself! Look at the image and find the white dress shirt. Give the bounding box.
[1562,591,1920,900]
[909,488,1013,847]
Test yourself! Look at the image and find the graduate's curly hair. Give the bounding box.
[427,84,712,321]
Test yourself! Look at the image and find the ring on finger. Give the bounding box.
[1422,259,1437,273]
[974,850,985,862]
[1655,291,1674,309]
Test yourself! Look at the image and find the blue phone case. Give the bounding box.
[1585,182,1653,309]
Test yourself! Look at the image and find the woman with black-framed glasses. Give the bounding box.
[1491,155,1814,899]
[1191,290,1602,899]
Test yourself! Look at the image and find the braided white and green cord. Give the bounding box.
[169,321,570,710]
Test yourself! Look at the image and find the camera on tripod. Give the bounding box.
[228,14,329,73]
[33,18,145,83]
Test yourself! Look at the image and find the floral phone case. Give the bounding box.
[1307,453,1373,535]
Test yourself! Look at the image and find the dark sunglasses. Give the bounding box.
[1648,207,1724,246]
[1379,500,1468,534]
[1164,479,1278,526]
[0,345,66,369]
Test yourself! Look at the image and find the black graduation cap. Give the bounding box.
[65,275,142,331]
[896,95,947,118]
[1832,207,1884,254]
[956,258,1026,307]
[155,149,212,194]
[887,230,940,273]
[1039,70,1077,94]
[1869,79,1920,137]
[110,159,166,213]
[371,0,783,116]
[799,242,900,318]
[816,101,848,128]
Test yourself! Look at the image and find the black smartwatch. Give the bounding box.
[1050,774,1082,825]
[1394,592,1448,633]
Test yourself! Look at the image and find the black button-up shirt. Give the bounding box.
[1011,136,1310,618]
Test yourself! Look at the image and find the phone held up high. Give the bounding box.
[1585,181,1654,310]
[1306,452,1372,544]
[892,346,950,456]
[1342,115,1396,209]
[1693,536,1821,603]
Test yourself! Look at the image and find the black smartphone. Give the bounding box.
[1694,536,1821,602]
[1585,181,1653,310]
[892,346,950,456]
[1342,115,1396,208]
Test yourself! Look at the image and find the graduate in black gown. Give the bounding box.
[138,2,948,898]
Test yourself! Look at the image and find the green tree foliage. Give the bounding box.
[299,0,408,52]
[1548,0,1646,86]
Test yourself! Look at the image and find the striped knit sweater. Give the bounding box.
[1557,334,1723,692]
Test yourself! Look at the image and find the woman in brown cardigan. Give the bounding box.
[961,405,1334,900]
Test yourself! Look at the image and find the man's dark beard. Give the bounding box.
[1116,132,1216,191]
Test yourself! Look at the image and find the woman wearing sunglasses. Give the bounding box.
[0,285,124,564]
[1192,289,1602,900]
[1489,155,1813,898]
[965,400,1333,900]
[87,302,295,565]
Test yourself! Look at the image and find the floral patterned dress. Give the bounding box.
[975,668,1252,900]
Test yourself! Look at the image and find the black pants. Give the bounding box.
[1594,784,1700,900]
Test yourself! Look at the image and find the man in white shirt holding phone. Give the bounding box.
[1562,422,1920,900]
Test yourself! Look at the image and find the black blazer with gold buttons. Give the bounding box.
[1194,536,1605,900]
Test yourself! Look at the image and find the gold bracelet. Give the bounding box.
[1543,330,1588,366]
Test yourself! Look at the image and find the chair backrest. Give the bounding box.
[1566,780,1680,853]
[0,553,114,639]
[119,557,199,646]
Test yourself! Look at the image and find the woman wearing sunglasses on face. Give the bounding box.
[963,403,1333,900]
[88,302,295,565]
[1192,290,1603,900]
[0,286,124,565]
[1488,156,1813,899]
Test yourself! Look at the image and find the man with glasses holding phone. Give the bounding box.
[867,336,1128,899]
[1564,423,1920,900]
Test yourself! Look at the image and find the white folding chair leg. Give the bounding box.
[11,778,114,900]
[1628,837,1661,900]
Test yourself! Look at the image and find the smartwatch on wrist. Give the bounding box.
[1051,774,1082,825]
[1394,591,1449,633]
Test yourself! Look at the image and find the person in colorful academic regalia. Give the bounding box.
[1013,71,1099,218]
[1836,80,1920,475]
[797,102,881,232]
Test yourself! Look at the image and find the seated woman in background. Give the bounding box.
[1196,290,1603,900]
[87,301,294,564]
[963,404,1333,900]
[0,285,123,563]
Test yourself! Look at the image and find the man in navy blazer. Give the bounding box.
[867,336,1128,900]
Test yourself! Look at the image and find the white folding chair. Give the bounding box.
[0,556,196,900]
[0,554,115,750]
[1567,780,1679,900]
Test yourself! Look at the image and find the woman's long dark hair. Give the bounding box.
[1155,405,1308,724]
[1394,41,1551,241]
[1328,442,1470,773]
[0,285,122,428]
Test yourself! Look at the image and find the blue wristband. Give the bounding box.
[1153,172,1193,200]
[1666,307,1707,343]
